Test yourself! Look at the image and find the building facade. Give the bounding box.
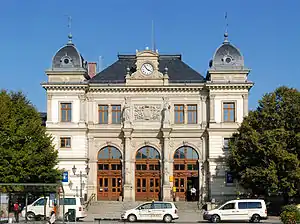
[42,33,253,202]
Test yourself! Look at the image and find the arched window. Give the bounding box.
[135,146,160,171]
[98,146,122,160]
[174,146,199,160]
[136,146,160,160]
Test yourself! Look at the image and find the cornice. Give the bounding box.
[88,85,204,93]
[41,82,88,91]
[206,82,254,90]
[41,81,253,92]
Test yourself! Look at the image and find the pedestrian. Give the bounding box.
[49,211,56,224]
[190,186,196,201]
[13,201,20,223]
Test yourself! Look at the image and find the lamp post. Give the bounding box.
[72,164,90,199]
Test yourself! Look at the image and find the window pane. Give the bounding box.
[110,148,121,159]
[238,202,248,209]
[248,202,262,209]
[61,103,72,122]
[174,104,184,124]
[112,105,121,124]
[98,148,109,159]
[223,203,235,210]
[99,105,108,124]
[223,102,235,122]
[136,146,160,159]
[187,105,197,124]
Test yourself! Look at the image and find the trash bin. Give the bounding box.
[67,209,76,222]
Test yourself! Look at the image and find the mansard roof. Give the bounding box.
[89,54,205,83]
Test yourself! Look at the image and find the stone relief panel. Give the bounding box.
[134,104,161,121]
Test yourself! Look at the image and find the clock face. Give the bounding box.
[141,63,154,75]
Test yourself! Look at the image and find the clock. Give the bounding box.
[141,63,154,75]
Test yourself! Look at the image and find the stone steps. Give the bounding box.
[86,201,200,216]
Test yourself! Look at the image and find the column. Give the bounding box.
[162,133,172,201]
[78,95,86,123]
[209,94,215,123]
[201,96,207,128]
[46,93,52,123]
[123,133,133,201]
[242,94,249,117]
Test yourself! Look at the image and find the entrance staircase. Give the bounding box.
[85,201,201,221]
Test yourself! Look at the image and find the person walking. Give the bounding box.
[13,201,20,223]
[190,186,197,201]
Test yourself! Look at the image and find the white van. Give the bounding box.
[121,201,179,223]
[21,196,86,221]
[203,199,268,223]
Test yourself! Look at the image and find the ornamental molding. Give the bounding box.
[206,82,253,90]
[134,104,161,121]
[89,86,204,93]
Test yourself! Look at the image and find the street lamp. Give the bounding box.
[72,164,90,199]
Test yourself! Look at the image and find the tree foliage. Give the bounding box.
[0,90,61,187]
[227,86,300,199]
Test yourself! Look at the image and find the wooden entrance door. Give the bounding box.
[98,176,122,200]
[173,146,199,201]
[136,175,160,200]
[97,146,122,201]
[135,146,161,201]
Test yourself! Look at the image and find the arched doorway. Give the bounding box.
[97,146,122,201]
[135,146,161,201]
[173,146,199,201]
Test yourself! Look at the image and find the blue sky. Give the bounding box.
[0,0,299,112]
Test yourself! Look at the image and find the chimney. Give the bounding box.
[88,62,97,78]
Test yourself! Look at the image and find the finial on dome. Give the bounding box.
[223,12,229,44]
[67,16,73,44]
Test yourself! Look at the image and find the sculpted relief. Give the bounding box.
[134,105,161,121]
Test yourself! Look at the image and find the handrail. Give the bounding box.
[84,193,96,211]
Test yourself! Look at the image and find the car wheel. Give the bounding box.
[251,214,260,223]
[25,212,35,221]
[211,214,221,223]
[163,214,173,223]
[127,214,137,222]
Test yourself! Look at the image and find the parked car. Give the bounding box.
[21,196,86,221]
[121,201,179,223]
[203,199,268,223]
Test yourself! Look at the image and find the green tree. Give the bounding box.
[0,90,61,187]
[227,86,300,203]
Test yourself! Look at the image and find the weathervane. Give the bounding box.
[67,15,72,43]
[224,12,229,43]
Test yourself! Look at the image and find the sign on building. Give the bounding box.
[62,171,68,183]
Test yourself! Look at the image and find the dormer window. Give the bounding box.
[60,55,73,67]
[222,55,234,64]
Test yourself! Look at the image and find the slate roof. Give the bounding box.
[89,54,205,84]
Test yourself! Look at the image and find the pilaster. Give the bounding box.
[123,129,134,201]
[87,137,96,199]
[184,105,188,124]
[242,94,249,117]
[87,96,94,125]
[46,93,52,124]
[162,129,172,201]
[209,94,215,123]
[79,94,86,123]
[201,96,207,128]
[108,104,112,124]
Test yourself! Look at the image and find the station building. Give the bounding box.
[42,32,253,202]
